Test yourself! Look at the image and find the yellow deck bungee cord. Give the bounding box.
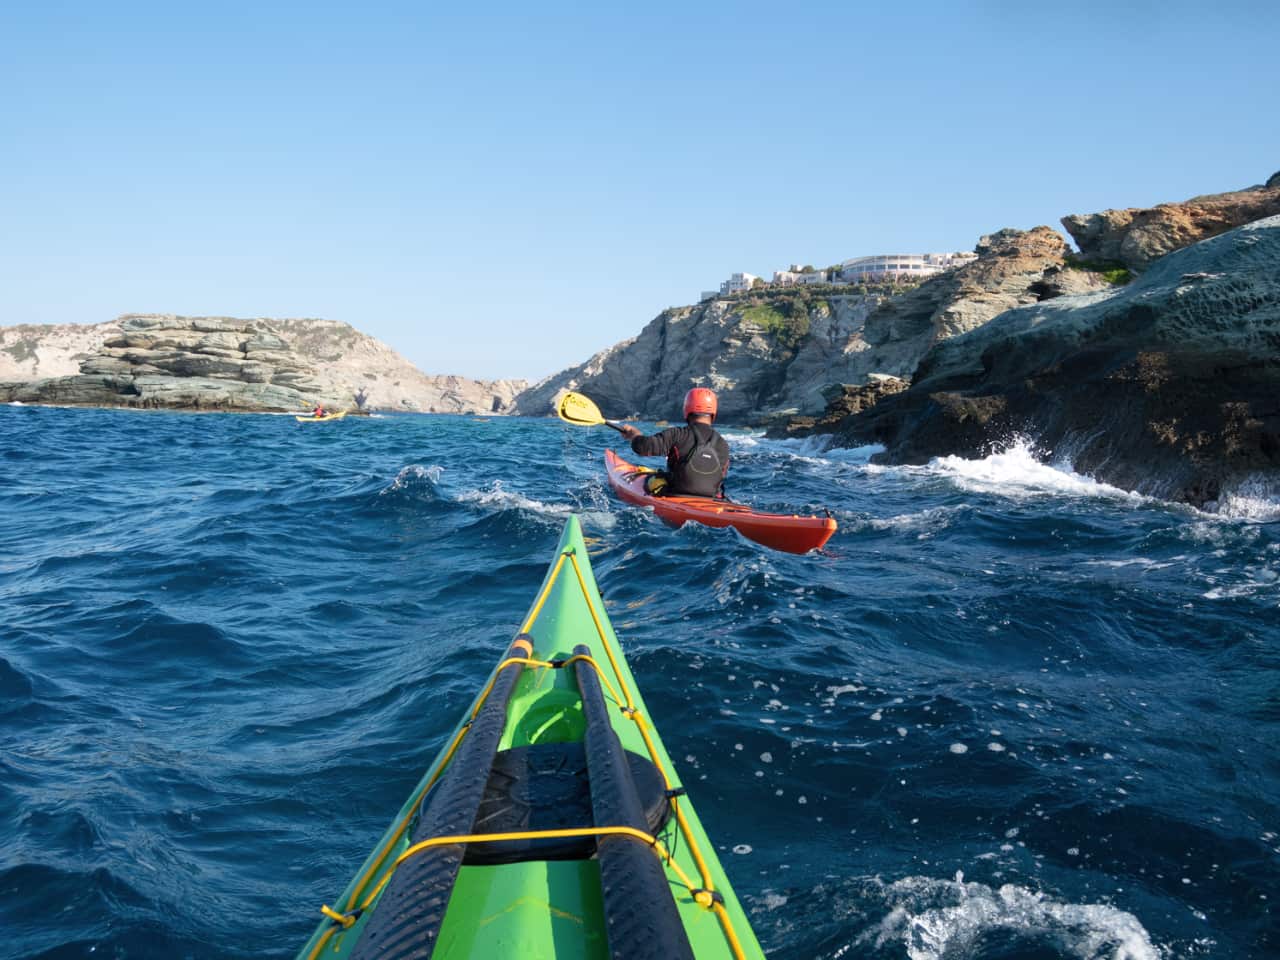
[306,547,747,960]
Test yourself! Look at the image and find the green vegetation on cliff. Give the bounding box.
[739,298,814,350]
[1065,254,1133,285]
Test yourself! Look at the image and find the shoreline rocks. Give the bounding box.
[816,215,1280,507]
[0,315,525,415]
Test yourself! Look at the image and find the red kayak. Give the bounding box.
[605,449,837,554]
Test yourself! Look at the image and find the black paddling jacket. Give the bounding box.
[631,422,730,498]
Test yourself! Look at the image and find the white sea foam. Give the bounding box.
[866,505,968,536]
[1214,475,1280,521]
[861,874,1162,960]
[724,431,765,448]
[382,464,444,492]
[455,481,616,529]
[380,466,616,528]
[1202,564,1280,602]
[922,439,1146,504]
[456,482,571,515]
[726,432,885,465]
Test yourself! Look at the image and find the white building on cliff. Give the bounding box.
[772,264,831,286]
[700,272,761,301]
[720,272,760,295]
[838,252,976,283]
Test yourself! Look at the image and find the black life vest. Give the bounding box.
[668,423,725,498]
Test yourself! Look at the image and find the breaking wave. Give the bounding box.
[859,874,1163,960]
[922,438,1147,503]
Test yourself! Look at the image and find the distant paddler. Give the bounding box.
[295,404,348,423]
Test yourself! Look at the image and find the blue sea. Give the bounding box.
[2,404,1278,960]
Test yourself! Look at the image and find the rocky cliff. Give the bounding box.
[0,315,525,414]
[816,214,1280,507]
[513,292,883,423]
[515,226,1111,425]
[0,320,125,381]
[854,226,1111,368]
[1061,174,1280,273]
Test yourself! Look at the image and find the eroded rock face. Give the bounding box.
[1,316,339,411]
[261,318,526,414]
[860,227,1111,364]
[512,295,886,423]
[830,216,1280,506]
[1062,177,1280,273]
[0,320,124,381]
[0,315,526,414]
[770,375,909,438]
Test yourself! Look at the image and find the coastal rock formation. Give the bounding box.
[2,316,347,411]
[1062,175,1280,273]
[253,318,525,414]
[512,294,885,423]
[823,215,1280,507]
[856,226,1110,369]
[772,375,909,438]
[518,226,1111,426]
[0,315,525,414]
[0,319,125,381]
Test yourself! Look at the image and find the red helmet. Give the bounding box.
[683,387,717,421]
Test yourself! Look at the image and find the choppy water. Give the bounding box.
[2,405,1278,960]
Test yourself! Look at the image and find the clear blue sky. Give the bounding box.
[2,1,1277,381]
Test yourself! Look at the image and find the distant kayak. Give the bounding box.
[296,515,765,960]
[295,410,348,423]
[605,449,836,554]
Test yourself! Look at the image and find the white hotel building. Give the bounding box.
[838,252,976,283]
[721,272,760,294]
[700,253,975,301]
[701,272,761,300]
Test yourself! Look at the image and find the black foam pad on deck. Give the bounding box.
[465,741,670,865]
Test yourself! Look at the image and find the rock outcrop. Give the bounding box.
[822,215,1280,507]
[1062,176,1280,273]
[855,226,1111,370]
[772,375,910,438]
[512,293,885,423]
[250,318,525,413]
[0,315,526,414]
[0,320,125,381]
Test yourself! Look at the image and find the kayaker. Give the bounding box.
[618,387,729,498]
[312,403,326,418]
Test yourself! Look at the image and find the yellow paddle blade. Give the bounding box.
[557,391,605,426]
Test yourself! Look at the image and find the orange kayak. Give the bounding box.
[605,449,837,554]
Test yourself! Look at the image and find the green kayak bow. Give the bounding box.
[297,515,766,960]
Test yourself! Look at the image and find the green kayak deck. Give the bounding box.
[297,515,766,960]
